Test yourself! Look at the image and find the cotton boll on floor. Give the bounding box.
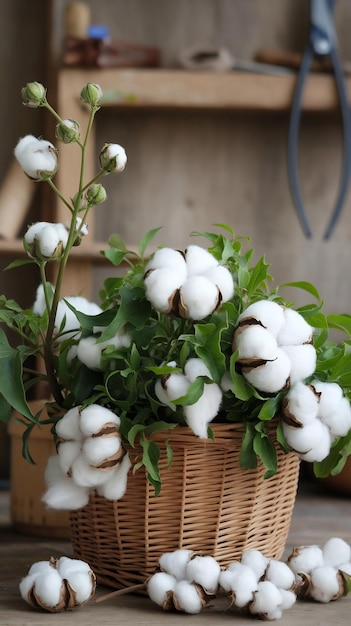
[265,559,296,590]
[249,580,283,618]
[179,276,220,319]
[322,538,351,568]
[309,565,343,602]
[287,545,324,575]
[237,300,285,338]
[185,555,221,594]
[147,572,177,608]
[241,549,269,580]
[173,580,205,614]
[159,550,193,581]
[219,563,258,608]
[277,308,313,345]
[281,344,316,385]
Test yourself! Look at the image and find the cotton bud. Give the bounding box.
[21,81,46,107]
[24,222,68,261]
[99,142,127,172]
[241,348,291,394]
[281,344,316,384]
[287,544,324,575]
[241,549,270,580]
[147,572,177,609]
[282,382,319,427]
[185,555,221,595]
[19,556,95,612]
[219,562,258,608]
[249,580,283,620]
[185,244,218,276]
[14,134,58,180]
[233,325,278,361]
[80,82,103,106]
[179,276,221,319]
[237,300,285,338]
[277,308,313,345]
[322,538,351,568]
[85,183,107,206]
[159,549,193,580]
[55,118,80,143]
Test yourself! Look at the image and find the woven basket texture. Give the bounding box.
[70,423,300,589]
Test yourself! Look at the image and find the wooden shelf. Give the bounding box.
[0,239,139,264]
[59,67,350,113]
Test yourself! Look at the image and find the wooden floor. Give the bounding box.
[1,481,351,625]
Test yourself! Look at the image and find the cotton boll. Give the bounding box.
[25,221,51,244]
[42,458,90,510]
[282,382,319,426]
[281,344,317,385]
[79,404,120,436]
[279,589,296,610]
[159,550,193,580]
[241,550,269,580]
[144,268,183,313]
[242,348,291,393]
[183,357,211,381]
[287,545,324,575]
[77,336,103,370]
[184,382,222,438]
[265,559,296,590]
[202,265,234,302]
[57,440,81,475]
[297,423,331,463]
[62,571,94,604]
[238,300,285,338]
[282,419,330,457]
[309,565,343,602]
[234,325,278,360]
[32,283,47,315]
[31,569,64,608]
[155,379,176,410]
[57,556,92,578]
[320,396,351,438]
[179,276,220,320]
[219,563,258,608]
[322,538,351,568]
[161,371,191,402]
[83,435,121,466]
[70,453,112,487]
[249,580,283,617]
[185,244,218,276]
[147,572,177,607]
[96,453,131,500]
[185,555,221,594]
[55,406,82,441]
[28,561,56,576]
[277,308,313,345]
[312,380,343,420]
[145,247,187,280]
[37,225,61,257]
[174,580,205,614]
[339,562,351,575]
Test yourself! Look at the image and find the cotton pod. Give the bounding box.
[249,580,283,620]
[282,382,319,427]
[185,555,221,595]
[19,556,95,612]
[14,134,58,180]
[159,549,193,580]
[281,344,316,385]
[241,348,291,394]
[219,562,258,608]
[237,300,286,338]
[99,142,127,172]
[179,275,221,319]
[322,537,351,568]
[277,308,313,345]
[287,544,324,575]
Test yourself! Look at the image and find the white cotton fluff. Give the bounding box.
[76,336,104,370]
[319,396,351,438]
[145,247,187,280]
[265,560,296,590]
[183,382,222,438]
[159,550,193,581]
[74,216,88,237]
[57,556,91,578]
[25,221,51,244]
[185,244,218,276]
[202,265,234,301]
[277,308,313,345]
[160,371,191,402]
[154,379,176,410]
[55,406,82,440]
[57,440,81,475]
[281,344,316,384]
[70,453,113,487]
[185,555,221,594]
[312,380,343,419]
[54,296,102,340]
[180,275,220,319]
[183,357,212,381]
[283,382,319,426]
[339,562,351,575]
[219,563,258,607]
[144,268,183,312]
[96,453,131,500]
[234,325,278,360]
[79,404,120,436]
[147,572,177,607]
[14,135,57,179]
[279,589,296,610]
[249,580,283,617]
[21,568,63,607]
[241,550,270,580]
[282,419,331,462]
[36,225,63,257]
[288,545,324,575]
[220,371,232,392]
[309,565,341,603]
[60,571,93,604]
[322,537,351,568]
[238,300,285,338]
[243,348,291,393]
[83,436,121,466]
[174,580,204,614]
[42,456,90,510]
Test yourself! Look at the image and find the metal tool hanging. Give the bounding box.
[287,0,351,239]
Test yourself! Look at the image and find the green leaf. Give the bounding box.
[258,395,282,421]
[138,227,161,258]
[253,431,277,475]
[239,423,257,469]
[280,280,321,302]
[341,571,351,595]
[171,377,205,406]
[0,329,36,423]
[140,437,161,495]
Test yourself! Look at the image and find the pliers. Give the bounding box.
[287,0,351,239]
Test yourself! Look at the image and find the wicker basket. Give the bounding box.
[70,423,300,589]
